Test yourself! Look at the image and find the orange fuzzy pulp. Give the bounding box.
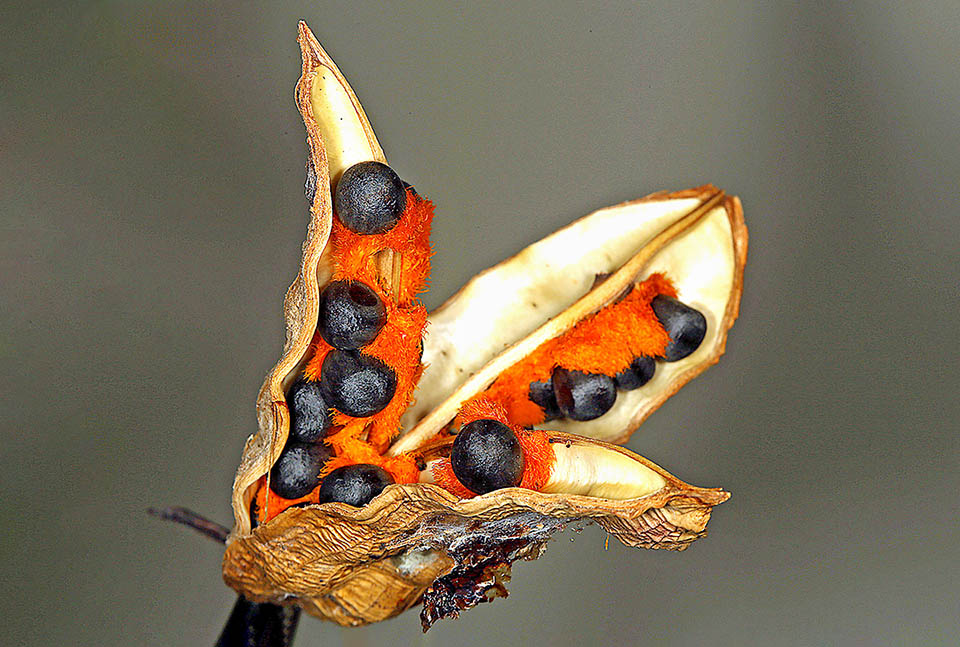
[474,273,677,427]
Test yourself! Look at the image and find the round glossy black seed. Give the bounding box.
[334,161,406,234]
[651,295,707,361]
[528,379,561,420]
[552,367,617,421]
[451,419,525,494]
[318,280,387,350]
[317,464,394,507]
[269,441,332,499]
[287,378,332,442]
[319,350,397,418]
[614,356,656,391]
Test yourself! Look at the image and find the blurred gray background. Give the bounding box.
[2,2,958,646]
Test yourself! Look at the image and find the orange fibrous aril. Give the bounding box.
[253,474,311,523]
[331,190,434,302]
[475,273,677,427]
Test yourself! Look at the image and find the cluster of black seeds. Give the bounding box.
[528,296,707,422]
[311,161,411,421]
[271,161,412,506]
[451,419,525,495]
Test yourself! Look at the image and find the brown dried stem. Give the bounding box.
[148,506,230,544]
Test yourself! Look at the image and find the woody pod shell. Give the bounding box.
[223,22,747,628]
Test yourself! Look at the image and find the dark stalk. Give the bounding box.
[147,506,230,543]
[148,506,303,646]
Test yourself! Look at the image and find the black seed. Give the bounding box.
[651,295,707,361]
[552,367,617,421]
[304,159,317,204]
[614,356,656,391]
[269,441,332,499]
[287,379,332,442]
[450,419,524,494]
[528,379,561,420]
[334,161,406,234]
[317,464,393,507]
[319,350,397,418]
[318,280,387,350]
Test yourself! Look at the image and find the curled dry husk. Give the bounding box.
[223,22,747,628]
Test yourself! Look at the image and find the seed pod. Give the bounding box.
[614,356,656,391]
[287,378,331,442]
[399,183,747,448]
[334,161,406,234]
[317,464,393,507]
[318,280,387,350]
[651,295,707,361]
[552,367,617,421]
[225,23,745,629]
[269,441,332,500]
[226,431,728,628]
[450,419,524,494]
[320,350,397,418]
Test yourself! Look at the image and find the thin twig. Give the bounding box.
[148,506,230,544]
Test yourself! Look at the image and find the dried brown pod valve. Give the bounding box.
[223,22,747,629]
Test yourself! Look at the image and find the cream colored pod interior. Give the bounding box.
[396,189,746,448]
[223,21,745,628]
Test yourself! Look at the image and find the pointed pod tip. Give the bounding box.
[297,19,313,40]
[297,20,325,68]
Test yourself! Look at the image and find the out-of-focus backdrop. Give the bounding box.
[2,2,958,646]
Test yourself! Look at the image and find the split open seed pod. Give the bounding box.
[223,22,747,629]
[394,186,747,450]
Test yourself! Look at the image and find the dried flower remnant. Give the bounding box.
[214,20,746,634]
